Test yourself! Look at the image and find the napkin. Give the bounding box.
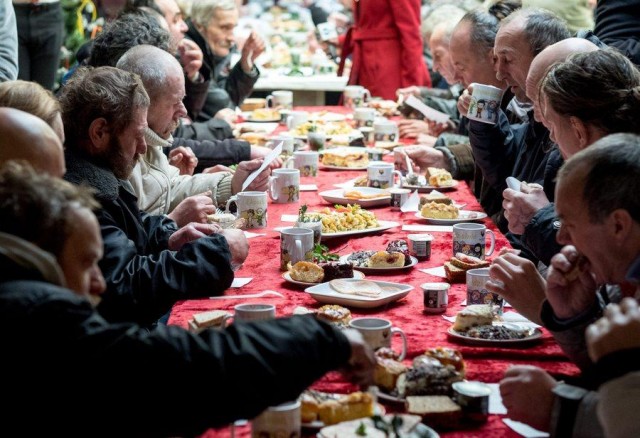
[503,419,549,438]
[487,383,507,414]
[501,311,540,328]
[299,184,318,191]
[231,277,252,288]
[400,190,420,212]
[405,95,451,124]
[242,142,282,191]
[419,266,447,278]
[281,214,298,222]
[403,224,453,232]
[243,231,265,239]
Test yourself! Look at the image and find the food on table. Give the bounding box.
[425,167,454,187]
[345,250,376,267]
[386,239,411,266]
[321,149,369,168]
[293,120,354,136]
[206,213,236,228]
[451,304,495,332]
[307,204,379,233]
[187,310,231,333]
[421,201,459,219]
[353,175,368,187]
[464,324,531,340]
[373,140,401,149]
[319,261,355,282]
[375,354,408,392]
[395,359,464,398]
[316,304,352,326]
[424,347,466,377]
[368,99,399,117]
[405,173,420,186]
[342,189,388,200]
[419,190,453,206]
[301,390,375,426]
[239,97,266,111]
[249,108,280,120]
[293,306,316,315]
[367,250,405,268]
[288,260,325,283]
[444,253,490,283]
[317,414,423,438]
[238,131,268,145]
[329,279,385,297]
[405,395,462,429]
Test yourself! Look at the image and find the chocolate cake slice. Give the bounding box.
[319,262,354,281]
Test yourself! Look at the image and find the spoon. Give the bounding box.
[209,290,285,300]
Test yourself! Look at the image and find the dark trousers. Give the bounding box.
[14,1,63,90]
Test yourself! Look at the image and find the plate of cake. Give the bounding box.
[319,147,369,170]
[415,204,487,225]
[340,239,418,273]
[301,390,383,431]
[402,168,459,192]
[319,187,390,208]
[305,279,413,308]
[283,260,365,287]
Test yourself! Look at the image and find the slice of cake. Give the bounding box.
[405,395,462,429]
[386,240,411,266]
[288,261,325,283]
[452,305,495,332]
[319,261,354,281]
[321,149,369,168]
[374,356,408,392]
[421,202,459,219]
[367,250,405,268]
[420,190,453,207]
[317,392,375,425]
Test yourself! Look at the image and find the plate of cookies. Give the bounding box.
[283,261,365,287]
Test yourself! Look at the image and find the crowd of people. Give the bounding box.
[1,0,640,436]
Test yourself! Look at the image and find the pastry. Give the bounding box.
[386,240,411,266]
[288,261,325,283]
[317,392,375,425]
[374,356,408,392]
[425,167,453,187]
[395,361,464,398]
[424,347,466,376]
[319,261,354,282]
[353,175,368,187]
[452,304,495,332]
[321,150,369,168]
[405,395,462,429]
[240,97,267,111]
[238,132,267,145]
[419,191,453,206]
[421,202,459,219]
[316,304,352,326]
[250,108,280,121]
[367,250,405,268]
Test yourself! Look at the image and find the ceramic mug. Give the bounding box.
[354,107,376,128]
[251,400,301,438]
[343,85,371,109]
[280,227,314,271]
[466,268,504,313]
[269,168,300,204]
[266,90,293,110]
[284,151,319,177]
[373,119,399,142]
[389,188,410,210]
[286,111,309,130]
[225,191,268,229]
[466,83,504,125]
[452,223,495,259]
[367,161,402,189]
[266,135,295,157]
[348,317,407,360]
[295,220,322,245]
[234,303,276,322]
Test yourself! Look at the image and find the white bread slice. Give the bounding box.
[191,310,231,330]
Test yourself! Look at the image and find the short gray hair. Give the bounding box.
[422,4,466,41]
[117,45,181,99]
[190,0,236,28]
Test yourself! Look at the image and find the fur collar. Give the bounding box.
[144,127,173,149]
[0,233,66,287]
[63,148,120,202]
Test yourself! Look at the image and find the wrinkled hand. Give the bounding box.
[398,119,429,138]
[586,297,640,362]
[416,133,438,147]
[169,146,198,175]
[426,119,455,137]
[167,191,216,228]
[168,222,221,250]
[250,145,283,168]
[219,228,249,267]
[396,86,421,101]
[232,158,271,194]
[178,39,204,81]
[394,145,447,174]
[214,108,237,129]
[240,31,266,73]
[339,328,376,386]
[203,164,235,174]
[457,86,474,116]
[487,253,546,324]
[502,182,549,235]
[547,245,598,319]
[500,365,557,432]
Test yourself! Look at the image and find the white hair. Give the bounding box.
[190,0,236,28]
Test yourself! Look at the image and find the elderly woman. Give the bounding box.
[185,0,265,121]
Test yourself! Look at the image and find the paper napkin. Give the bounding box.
[405,95,451,124]
[401,190,420,212]
[403,224,453,232]
[503,419,549,438]
[242,142,282,191]
[419,266,447,278]
[243,231,265,239]
[299,184,318,191]
[231,277,252,288]
[280,214,298,222]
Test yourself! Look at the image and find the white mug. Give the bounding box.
[284,151,319,177]
[367,161,402,189]
[373,119,399,142]
[467,83,504,124]
[354,107,376,128]
[389,188,410,210]
[452,223,495,259]
[225,191,268,229]
[280,227,314,270]
[251,400,301,438]
[269,168,300,204]
[266,135,295,157]
[348,317,407,360]
[266,90,293,110]
[234,303,276,322]
[343,85,371,109]
[466,268,504,313]
[286,111,309,130]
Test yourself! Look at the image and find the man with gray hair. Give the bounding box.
[186,0,266,121]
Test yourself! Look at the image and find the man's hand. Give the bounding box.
[339,328,376,387]
[167,191,216,228]
[219,228,249,267]
[240,31,266,73]
[203,164,235,174]
[426,119,455,137]
[169,146,198,175]
[394,145,447,174]
[587,298,640,362]
[168,222,221,250]
[487,253,546,324]
[231,159,270,194]
[250,145,283,168]
[398,119,429,138]
[457,86,474,116]
[500,365,558,432]
[396,86,421,101]
[546,245,598,319]
[214,108,237,129]
[178,39,204,81]
[502,182,550,235]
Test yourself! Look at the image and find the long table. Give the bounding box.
[168,107,580,437]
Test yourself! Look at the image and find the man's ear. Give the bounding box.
[88,118,111,154]
[608,208,634,244]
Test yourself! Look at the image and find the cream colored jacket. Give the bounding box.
[129,128,233,215]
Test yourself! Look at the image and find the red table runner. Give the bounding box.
[168,107,579,437]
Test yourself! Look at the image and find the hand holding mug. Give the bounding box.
[502,182,550,235]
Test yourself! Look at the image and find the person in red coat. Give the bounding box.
[338,0,431,100]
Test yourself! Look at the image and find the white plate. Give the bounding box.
[282,270,365,287]
[321,220,400,240]
[402,178,459,192]
[414,210,488,225]
[320,163,368,171]
[240,111,281,123]
[319,188,390,207]
[305,279,413,308]
[447,324,543,346]
[339,253,418,273]
[308,112,347,122]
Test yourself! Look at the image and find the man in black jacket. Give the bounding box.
[59,65,248,327]
[0,161,375,437]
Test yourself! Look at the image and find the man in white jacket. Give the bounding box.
[117,44,271,227]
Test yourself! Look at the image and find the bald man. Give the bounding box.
[0,107,65,177]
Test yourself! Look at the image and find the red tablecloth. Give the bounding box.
[168,107,579,437]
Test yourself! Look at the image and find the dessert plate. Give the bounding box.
[447,323,543,346]
[339,253,418,273]
[319,188,390,207]
[321,220,400,239]
[305,279,413,308]
[414,210,487,225]
[282,270,365,287]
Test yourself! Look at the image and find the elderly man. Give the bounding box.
[116,45,270,226]
[186,0,265,122]
[59,66,248,327]
[0,161,375,436]
[499,133,640,437]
